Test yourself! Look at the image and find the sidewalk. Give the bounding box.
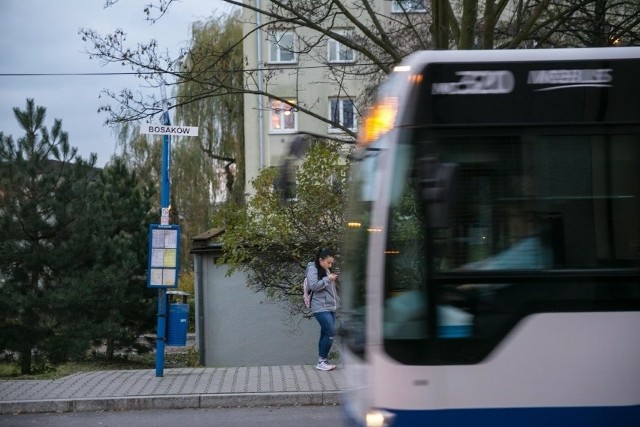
[0,365,343,414]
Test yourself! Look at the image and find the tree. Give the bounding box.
[75,157,157,360]
[214,139,349,317]
[0,99,97,374]
[170,12,246,270]
[0,101,159,371]
[169,136,223,271]
[107,12,245,272]
[175,11,245,203]
[81,0,640,140]
[81,0,639,310]
[81,9,246,201]
[527,0,640,48]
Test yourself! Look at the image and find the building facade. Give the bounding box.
[241,0,431,192]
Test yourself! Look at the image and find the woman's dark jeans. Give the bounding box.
[313,311,335,359]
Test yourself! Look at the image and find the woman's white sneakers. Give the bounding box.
[315,360,336,371]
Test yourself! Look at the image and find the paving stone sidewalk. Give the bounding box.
[0,365,343,414]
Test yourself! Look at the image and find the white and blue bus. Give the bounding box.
[340,47,640,427]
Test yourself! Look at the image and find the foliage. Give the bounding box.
[178,271,196,332]
[81,1,640,136]
[529,0,640,48]
[110,12,245,272]
[78,0,640,312]
[175,10,245,203]
[213,140,350,316]
[46,158,157,363]
[178,271,195,296]
[0,100,157,373]
[0,348,200,380]
[114,122,163,188]
[169,135,223,271]
[0,99,97,374]
[74,157,157,360]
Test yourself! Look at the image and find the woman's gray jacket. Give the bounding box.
[306,261,339,313]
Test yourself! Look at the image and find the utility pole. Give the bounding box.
[154,94,172,377]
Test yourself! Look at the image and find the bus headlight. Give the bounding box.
[365,409,396,427]
[358,97,398,146]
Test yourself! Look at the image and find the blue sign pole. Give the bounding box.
[155,107,171,378]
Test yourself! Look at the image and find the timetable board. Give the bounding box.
[147,224,181,288]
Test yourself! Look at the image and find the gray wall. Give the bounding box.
[194,254,319,366]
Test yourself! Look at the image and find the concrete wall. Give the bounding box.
[194,254,319,366]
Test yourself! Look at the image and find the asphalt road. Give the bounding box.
[0,405,345,427]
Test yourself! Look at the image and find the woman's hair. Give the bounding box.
[314,247,335,280]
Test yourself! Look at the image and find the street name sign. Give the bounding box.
[141,125,199,137]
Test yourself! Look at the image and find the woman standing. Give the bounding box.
[306,248,339,371]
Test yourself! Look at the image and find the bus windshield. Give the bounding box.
[345,129,640,364]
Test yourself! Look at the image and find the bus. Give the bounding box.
[340,47,640,427]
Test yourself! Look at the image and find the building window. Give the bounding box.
[329,97,356,132]
[268,30,296,63]
[328,30,355,63]
[392,0,427,13]
[270,99,297,132]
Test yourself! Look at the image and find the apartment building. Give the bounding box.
[241,0,430,192]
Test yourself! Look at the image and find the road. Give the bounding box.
[0,405,344,427]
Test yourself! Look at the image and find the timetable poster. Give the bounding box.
[147,224,181,288]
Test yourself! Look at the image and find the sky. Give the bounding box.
[0,0,234,167]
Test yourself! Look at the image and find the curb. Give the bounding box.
[0,391,342,414]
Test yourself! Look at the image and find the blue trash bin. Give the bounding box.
[166,302,189,346]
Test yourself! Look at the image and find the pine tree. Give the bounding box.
[0,99,97,374]
[82,157,157,359]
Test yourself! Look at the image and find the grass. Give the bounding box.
[0,348,199,380]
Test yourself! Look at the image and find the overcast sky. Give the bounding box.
[0,0,234,167]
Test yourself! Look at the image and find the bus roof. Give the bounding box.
[389,47,640,128]
[399,47,640,68]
